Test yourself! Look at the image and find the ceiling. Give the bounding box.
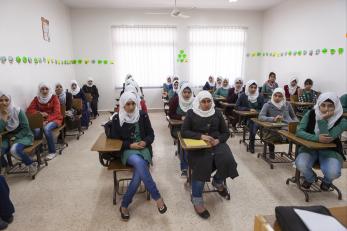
[62,0,286,11]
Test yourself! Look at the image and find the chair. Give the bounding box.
[6,113,47,180]
[53,104,67,154]
[65,98,84,140]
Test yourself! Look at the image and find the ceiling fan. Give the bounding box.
[145,0,195,18]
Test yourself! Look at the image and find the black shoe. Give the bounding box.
[2,215,13,224]
[249,141,255,154]
[181,170,188,178]
[158,203,167,214]
[212,181,229,198]
[195,209,210,219]
[269,152,275,159]
[0,218,8,230]
[301,180,312,190]
[320,182,331,191]
[119,207,130,221]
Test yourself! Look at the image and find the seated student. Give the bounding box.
[261,72,279,102]
[203,76,215,91]
[214,78,230,98]
[295,92,347,191]
[0,175,15,230]
[124,85,148,113]
[27,83,62,160]
[168,82,194,176]
[70,80,90,129]
[107,92,167,220]
[284,76,300,100]
[297,78,319,114]
[172,76,179,82]
[0,92,37,174]
[340,93,347,112]
[215,77,222,90]
[236,80,265,153]
[121,74,134,95]
[181,91,238,219]
[162,76,172,94]
[55,83,72,110]
[82,77,99,118]
[258,88,298,158]
[168,80,179,100]
[226,78,244,130]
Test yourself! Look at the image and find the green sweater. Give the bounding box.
[340,94,347,113]
[296,111,347,162]
[0,110,34,149]
[214,88,229,98]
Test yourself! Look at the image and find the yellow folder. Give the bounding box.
[183,139,208,147]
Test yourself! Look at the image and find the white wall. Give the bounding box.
[261,0,347,95]
[70,8,264,110]
[0,0,75,109]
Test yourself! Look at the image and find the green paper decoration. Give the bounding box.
[34,57,38,64]
[322,48,328,54]
[177,49,188,63]
[22,56,27,63]
[85,59,89,64]
[103,60,108,64]
[288,51,292,56]
[330,49,336,55]
[16,56,21,64]
[72,60,76,64]
[297,51,302,56]
[338,48,344,55]
[98,60,102,64]
[77,59,82,64]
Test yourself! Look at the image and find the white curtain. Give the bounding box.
[189,26,246,86]
[112,26,176,87]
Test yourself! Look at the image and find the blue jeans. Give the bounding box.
[1,143,33,166]
[0,176,15,220]
[295,151,342,184]
[191,176,224,206]
[34,121,58,154]
[248,120,259,142]
[180,149,188,171]
[121,154,161,208]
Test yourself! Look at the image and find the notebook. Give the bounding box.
[183,139,208,147]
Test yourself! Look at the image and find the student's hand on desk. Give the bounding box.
[273,115,283,122]
[130,143,144,149]
[319,134,334,143]
[201,135,214,143]
[41,112,48,118]
[211,139,220,146]
[250,109,257,113]
[181,116,186,120]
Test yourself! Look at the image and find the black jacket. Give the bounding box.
[82,85,99,100]
[236,92,264,111]
[107,111,155,154]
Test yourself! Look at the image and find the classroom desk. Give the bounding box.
[290,101,315,107]
[251,119,293,169]
[213,96,227,102]
[277,130,342,202]
[254,206,347,231]
[234,110,260,146]
[167,116,184,156]
[166,116,184,126]
[91,133,123,167]
[343,112,347,118]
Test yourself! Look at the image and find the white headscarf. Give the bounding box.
[314,92,344,134]
[55,82,66,105]
[87,77,94,87]
[192,91,215,118]
[124,85,142,110]
[37,82,53,104]
[173,80,179,93]
[222,78,230,90]
[70,80,81,96]
[208,76,215,87]
[125,74,133,82]
[271,87,286,109]
[166,76,172,84]
[178,82,194,112]
[0,92,20,131]
[125,78,141,96]
[233,77,243,93]
[119,92,140,127]
[216,76,223,89]
[245,80,259,103]
[288,76,299,95]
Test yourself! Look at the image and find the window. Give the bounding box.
[189,26,247,86]
[112,25,176,87]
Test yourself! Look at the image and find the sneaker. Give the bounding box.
[45,153,57,161]
[181,170,188,178]
[28,162,38,176]
[320,181,331,191]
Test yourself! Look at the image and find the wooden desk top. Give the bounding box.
[234,110,259,117]
[178,132,212,150]
[343,112,347,118]
[220,102,236,108]
[277,130,336,150]
[166,116,184,126]
[91,133,122,152]
[254,206,347,231]
[213,96,226,102]
[291,101,314,107]
[251,118,287,129]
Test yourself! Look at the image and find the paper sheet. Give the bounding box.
[294,209,346,231]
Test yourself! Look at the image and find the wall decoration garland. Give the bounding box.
[246,47,344,58]
[177,49,188,63]
[0,56,116,65]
